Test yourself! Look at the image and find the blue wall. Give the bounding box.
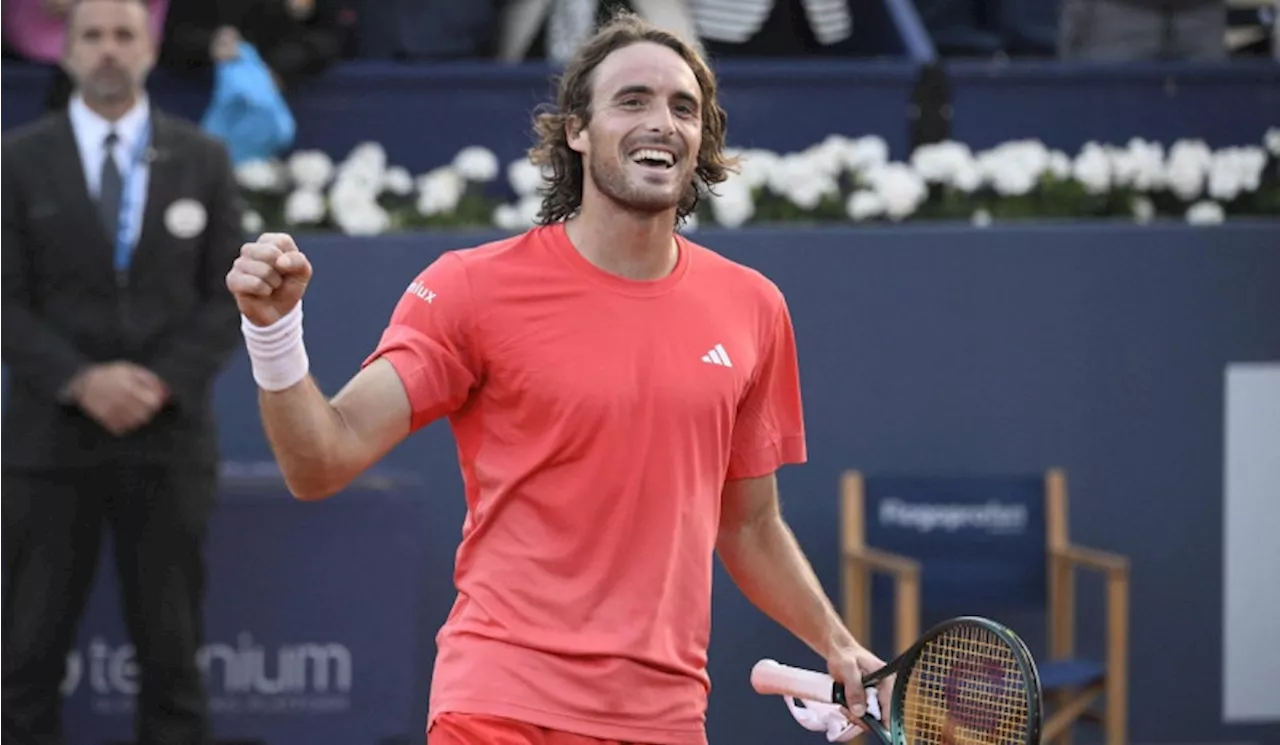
[5,60,1277,174]
[204,222,1280,745]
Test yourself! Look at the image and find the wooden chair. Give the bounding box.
[840,468,1130,745]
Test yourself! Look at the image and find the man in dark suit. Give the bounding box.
[1,1,245,743]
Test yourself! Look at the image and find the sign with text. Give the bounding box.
[864,475,1047,611]
[60,465,426,745]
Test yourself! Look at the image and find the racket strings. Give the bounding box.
[901,624,1032,744]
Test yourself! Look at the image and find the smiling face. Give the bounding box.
[567,42,703,217]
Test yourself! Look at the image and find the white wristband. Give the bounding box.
[241,302,310,392]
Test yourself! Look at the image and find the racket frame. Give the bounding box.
[756,616,1042,745]
[867,615,1043,745]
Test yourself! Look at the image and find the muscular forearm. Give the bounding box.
[256,357,412,500]
[717,515,862,658]
[259,376,359,500]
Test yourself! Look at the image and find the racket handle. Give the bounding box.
[750,659,846,707]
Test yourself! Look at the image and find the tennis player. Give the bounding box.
[226,12,889,745]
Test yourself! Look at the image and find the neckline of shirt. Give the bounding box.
[542,220,692,298]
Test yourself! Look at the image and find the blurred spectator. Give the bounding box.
[200,40,298,165]
[158,0,353,90]
[689,0,854,58]
[1,1,243,743]
[1,0,169,110]
[346,0,501,59]
[1058,0,1228,60]
[497,0,700,63]
[912,0,1056,57]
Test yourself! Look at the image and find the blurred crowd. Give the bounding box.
[3,0,1276,102]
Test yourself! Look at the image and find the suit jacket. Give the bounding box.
[1,108,245,469]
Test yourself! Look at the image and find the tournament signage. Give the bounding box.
[864,476,1046,610]
[60,464,424,745]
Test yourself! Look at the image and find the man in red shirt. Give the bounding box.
[225,12,889,745]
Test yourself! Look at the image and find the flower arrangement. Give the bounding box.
[235,129,1280,236]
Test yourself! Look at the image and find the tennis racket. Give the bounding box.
[751,616,1042,745]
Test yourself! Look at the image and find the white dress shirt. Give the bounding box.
[68,94,152,251]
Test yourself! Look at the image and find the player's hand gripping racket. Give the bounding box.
[752,616,1042,744]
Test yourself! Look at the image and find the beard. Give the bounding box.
[80,65,136,104]
[588,151,696,216]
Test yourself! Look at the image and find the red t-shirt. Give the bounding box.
[363,222,806,744]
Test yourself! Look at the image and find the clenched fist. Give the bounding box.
[226,233,313,327]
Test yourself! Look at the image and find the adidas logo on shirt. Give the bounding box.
[701,344,733,367]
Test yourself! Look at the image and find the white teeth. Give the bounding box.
[631,148,675,166]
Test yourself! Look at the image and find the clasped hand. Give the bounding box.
[69,362,169,436]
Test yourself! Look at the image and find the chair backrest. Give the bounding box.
[854,472,1052,615]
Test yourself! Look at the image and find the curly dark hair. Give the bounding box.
[528,11,737,226]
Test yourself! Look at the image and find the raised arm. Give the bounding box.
[226,233,410,499]
[227,233,480,499]
[255,359,412,500]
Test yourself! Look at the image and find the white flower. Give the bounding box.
[1207,151,1244,202]
[1207,146,1268,202]
[845,190,883,222]
[516,194,542,227]
[327,174,382,236]
[453,146,499,183]
[864,162,927,221]
[331,148,386,198]
[804,135,852,179]
[978,139,1050,197]
[333,142,387,197]
[1072,143,1112,195]
[791,175,839,211]
[971,208,992,227]
[974,139,1050,197]
[765,153,838,210]
[910,141,975,187]
[1164,140,1212,201]
[329,169,379,204]
[1235,146,1269,192]
[1111,138,1165,192]
[951,161,983,193]
[709,175,754,228]
[333,201,391,236]
[738,149,780,189]
[241,210,264,235]
[415,167,466,216]
[287,150,334,191]
[507,157,546,197]
[493,203,524,232]
[1131,196,1155,225]
[1185,200,1225,225]
[344,141,387,173]
[842,135,890,175]
[325,167,389,235]
[284,188,326,225]
[766,153,807,196]
[1047,151,1072,181]
[1265,127,1280,157]
[235,159,286,192]
[382,166,414,196]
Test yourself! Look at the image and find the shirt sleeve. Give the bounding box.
[362,251,482,433]
[726,293,808,481]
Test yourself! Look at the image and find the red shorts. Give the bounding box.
[427,712,640,745]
